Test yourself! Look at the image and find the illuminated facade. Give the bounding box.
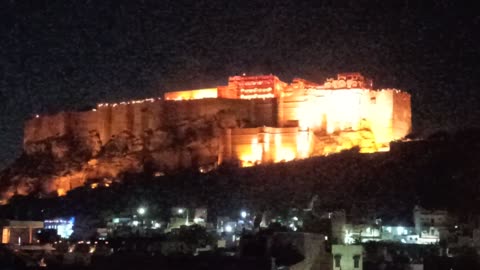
[24,73,411,174]
[44,217,75,239]
[1,220,43,244]
[165,73,411,166]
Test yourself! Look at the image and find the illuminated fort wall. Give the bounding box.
[223,127,312,167]
[162,75,287,101]
[165,73,410,164]
[163,88,218,100]
[225,75,287,99]
[24,98,277,147]
[24,73,411,169]
[278,89,411,148]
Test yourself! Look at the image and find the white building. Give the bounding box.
[413,205,451,241]
[332,244,363,270]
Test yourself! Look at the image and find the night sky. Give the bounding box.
[0,0,478,168]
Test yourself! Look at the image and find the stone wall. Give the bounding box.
[392,91,412,140]
[223,127,310,166]
[24,98,278,147]
[277,88,411,150]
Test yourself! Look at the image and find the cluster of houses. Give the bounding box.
[3,205,480,269]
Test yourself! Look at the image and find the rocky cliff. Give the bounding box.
[0,95,392,204]
[0,107,245,203]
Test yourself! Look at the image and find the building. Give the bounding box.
[381,225,415,242]
[332,244,363,270]
[413,205,451,241]
[272,232,331,270]
[22,72,411,196]
[167,207,209,231]
[344,224,381,244]
[331,205,444,245]
[44,217,75,239]
[167,73,410,165]
[1,220,44,245]
[324,210,347,244]
[193,208,208,226]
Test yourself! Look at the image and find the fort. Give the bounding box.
[2,72,412,199]
[24,72,411,168]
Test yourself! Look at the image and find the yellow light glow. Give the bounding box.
[264,134,270,152]
[239,137,262,167]
[164,88,218,100]
[296,131,310,159]
[275,148,296,162]
[240,93,275,99]
[57,189,66,196]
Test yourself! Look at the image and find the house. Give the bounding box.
[332,245,363,270]
[1,220,44,245]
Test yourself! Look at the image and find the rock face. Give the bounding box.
[0,108,246,203]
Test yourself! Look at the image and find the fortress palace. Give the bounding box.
[24,73,411,168]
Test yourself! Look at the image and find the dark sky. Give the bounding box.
[0,0,479,168]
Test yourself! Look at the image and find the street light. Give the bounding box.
[137,207,146,215]
[240,210,247,219]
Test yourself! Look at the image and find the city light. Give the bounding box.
[240,211,247,219]
[225,225,233,233]
[137,207,146,215]
[44,217,75,239]
[193,218,204,224]
[344,230,355,244]
[177,208,184,214]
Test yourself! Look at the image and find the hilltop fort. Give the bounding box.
[1,73,411,202]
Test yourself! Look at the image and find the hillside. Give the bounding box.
[1,129,480,224]
[0,108,243,203]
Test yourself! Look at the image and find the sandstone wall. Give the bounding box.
[164,88,218,100]
[279,95,308,128]
[224,126,311,166]
[321,89,363,133]
[362,90,394,148]
[392,91,412,140]
[24,98,278,147]
[24,114,67,144]
[363,89,411,146]
[277,88,411,152]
